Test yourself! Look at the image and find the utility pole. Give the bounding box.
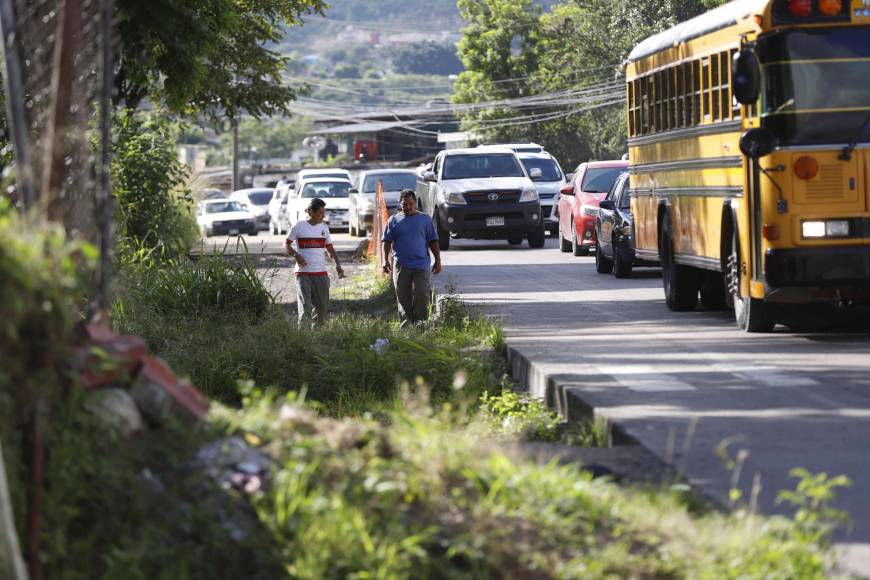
[231,118,239,191]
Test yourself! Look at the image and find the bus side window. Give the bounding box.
[701,58,711,122]
[711,55,721,121]
[719,51,730,121]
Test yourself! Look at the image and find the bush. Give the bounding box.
[209,391,836,579]
[117,251,274,319]
[112,109,197,263]
[0,201,96,536]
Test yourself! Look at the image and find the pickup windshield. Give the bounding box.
[362,173,417,193]
[442,154,525,180]
[759,28,870,145]
[520,158,562,182]
[301,181,351,198]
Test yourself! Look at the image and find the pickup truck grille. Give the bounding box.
[463,190,521,204]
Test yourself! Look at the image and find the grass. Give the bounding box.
[208,389,838,579]
[115,264,506,414]
[102,253,844,578]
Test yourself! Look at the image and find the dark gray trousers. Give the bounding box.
[392,261,430,327]
[296,275,330,328]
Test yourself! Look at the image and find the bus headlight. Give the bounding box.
[801,219,849,238]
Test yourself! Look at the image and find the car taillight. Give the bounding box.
[787,0,812,16]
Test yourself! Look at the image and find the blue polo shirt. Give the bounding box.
[383,212,438,270]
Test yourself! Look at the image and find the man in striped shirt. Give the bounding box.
[284,198,345,328]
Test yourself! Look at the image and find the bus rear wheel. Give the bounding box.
[659,216,698,311]
[727,230,775,332]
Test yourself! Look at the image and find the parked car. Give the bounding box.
[477,142,545,154]
[557,160,628,256]
[295,168,352,182]
[349,169,417,237]
[267,181,297,235]
[594,172,659,277]
[416,147,545,250]
[285,177,353,231]
[196,199,257,237]
[201,188,227,200]
[228,188,274,231]
[516,151,565,236]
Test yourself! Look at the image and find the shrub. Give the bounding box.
[0,201,96,535]
[210,391,836,579]
[112,109,197,263]
[116,251,274,319]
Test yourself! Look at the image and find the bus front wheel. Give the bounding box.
[727,229,775,332]
[659,216,698,311]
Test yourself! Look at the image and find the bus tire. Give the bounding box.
[659,215,698,311]
[727,229,775,332]
[700,270,727,310]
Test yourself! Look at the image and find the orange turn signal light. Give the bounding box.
[818,0,842,15]
[762,224,780,241]
[794,156,819,180]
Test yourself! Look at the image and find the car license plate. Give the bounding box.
[229,228,239,235]
[486,216,505,227]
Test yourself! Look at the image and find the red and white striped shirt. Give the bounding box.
[287,220,333,276]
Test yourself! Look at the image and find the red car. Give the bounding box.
[557,160,628,256]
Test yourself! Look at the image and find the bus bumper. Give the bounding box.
[765,246,870,288]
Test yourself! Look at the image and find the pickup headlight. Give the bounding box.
[445,191,467,205]
[361,198,375,212]
[212,221,223,226]
[519,187,538,202]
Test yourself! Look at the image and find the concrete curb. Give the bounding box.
[503,341,720,501]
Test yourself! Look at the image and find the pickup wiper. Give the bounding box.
[839,111,870,161]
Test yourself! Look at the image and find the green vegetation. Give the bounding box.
[112,110,198,262]
[210,390,839,579]
[115,267,506,412]
[114,0,327,118]
[453,0,729,168]
[393,42,464,76]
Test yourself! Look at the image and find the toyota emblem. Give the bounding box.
[487,193,500,201]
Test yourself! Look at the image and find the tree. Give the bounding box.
[114,0,327,119]
[393,43,463,76]
[452,0,728,168]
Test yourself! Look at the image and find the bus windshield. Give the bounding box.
[760,28,870,145]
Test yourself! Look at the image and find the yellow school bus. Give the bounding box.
[625,0,870,331]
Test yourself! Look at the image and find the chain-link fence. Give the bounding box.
[1,2,114,579]
[1,0,114,274]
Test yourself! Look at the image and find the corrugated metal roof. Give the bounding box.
[627,0,768,63]
[310,120,412,135]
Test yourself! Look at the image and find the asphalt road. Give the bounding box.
[436,236,870,574]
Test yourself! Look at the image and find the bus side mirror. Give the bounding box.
[732,50,761,104]
[740,128,776,159]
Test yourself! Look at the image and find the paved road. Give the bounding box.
[437,236,870,573]
[191,231,365,256]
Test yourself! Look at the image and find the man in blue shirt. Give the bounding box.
[383,190,442,327]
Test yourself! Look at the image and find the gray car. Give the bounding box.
[348,169,418,237]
